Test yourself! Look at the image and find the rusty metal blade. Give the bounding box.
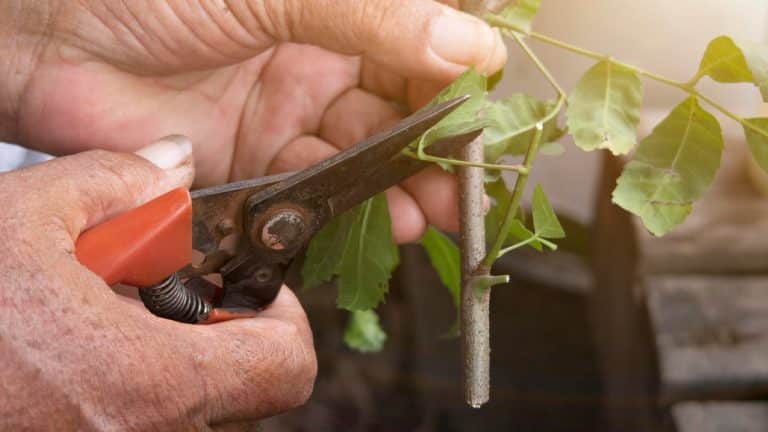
[243,95,472,216]
[326,129,481,217]
[184,95,475,276]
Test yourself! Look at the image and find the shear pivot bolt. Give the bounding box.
[259,209,306,250]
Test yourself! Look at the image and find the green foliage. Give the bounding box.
[566,60,643,155]
[301,210,356,290]
[303,16,768,355]
[344,310,387,352]
[414,68,489,154]
[486,181,564,253]
[336,194,400,311]
[506,219,543,251]
[744,118,768,174]
[613,97,723,236]
[532,184,565,239]
[484,94,564,163]
[697,36,768,101]
[485,179,513,243]
[498,0,541,34]
[303,194,399,311]
[421,227,461,310]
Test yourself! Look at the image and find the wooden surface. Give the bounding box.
[673,402,768,432]
[647,275,768,403]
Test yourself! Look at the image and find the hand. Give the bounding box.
[1,0,506,243]
[0,138,316,430]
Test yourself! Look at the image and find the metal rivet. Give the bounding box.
[217,219,235,236]
[259,209,306,250]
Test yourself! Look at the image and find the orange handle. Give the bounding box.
[75,188,193,287]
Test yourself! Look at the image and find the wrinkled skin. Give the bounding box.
[0,0,506,429]
[0,150,317,430]
[2,0,506,243]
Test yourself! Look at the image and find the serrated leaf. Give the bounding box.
[414,68,488,152]
[421,227,460,309]
[344,310,387,352]
[337,194,399,311]
[301,210,356,290]
[743,118,768,174]
[532,185,565,239]
[484,94,564,163]
[612,97,723,236]
[698,36,768,101]
[499,0,541,34]
[566,60,643,155]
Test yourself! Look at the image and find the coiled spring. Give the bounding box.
[140,274,211,323]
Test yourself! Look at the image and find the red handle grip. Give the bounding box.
[75,188,193,287]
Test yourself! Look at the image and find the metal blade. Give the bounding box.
[243,95,472,217]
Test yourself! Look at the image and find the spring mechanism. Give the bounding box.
[140,274,212,323]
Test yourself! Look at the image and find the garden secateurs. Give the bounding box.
[75,96,479,324]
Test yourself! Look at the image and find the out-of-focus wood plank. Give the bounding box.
[647,275,768,402]
[673,402,768,432]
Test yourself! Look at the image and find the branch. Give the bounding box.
[458,134,491,408]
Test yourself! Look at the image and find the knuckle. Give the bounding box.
[258,0,296,40]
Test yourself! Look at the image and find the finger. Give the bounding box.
[272,0,507,82]
[266,134,426,243]
[318,88,402,150]
[360,59,408,104]
[408,80,448,110]
[182,0,506,82]
[230,45,359,179]
[196,288,316,423]
[265,135,337,175]
[387,188,428,243]
[11,135,194,241]
[402,167,461,233]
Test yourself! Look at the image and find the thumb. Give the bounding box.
[19,135,194,240]
[258,0,506,80]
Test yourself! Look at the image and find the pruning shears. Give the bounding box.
[75,96,478,324]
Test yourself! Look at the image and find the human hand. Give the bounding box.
[1,0,506,243]
[0,138,316,430]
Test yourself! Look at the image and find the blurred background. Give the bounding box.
[3,1,768,431]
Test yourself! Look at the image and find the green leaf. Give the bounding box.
[485,180,542,251]
[508,219,543,251]
[421,227,460,309]
[499,0,542,34]
[532,185,565,239]
[743,118,768,174]
[344,310,387,352]
[337,194,400,311]
[697,36,768,101]
[566,60,643,155]
[484,94,564,163]
[488,68,505,91]
[301,210,356,290]
[485,179,511,242]
[612,97,723,236]
[414,68,488,152]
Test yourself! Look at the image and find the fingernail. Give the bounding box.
[430,8,498,68]
[136,135,193,170]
